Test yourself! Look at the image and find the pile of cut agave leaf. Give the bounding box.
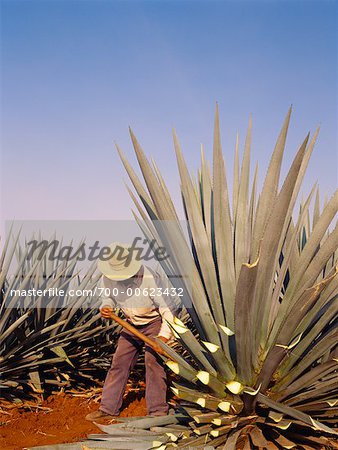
[90,408,338,449]
[27,410,338,450]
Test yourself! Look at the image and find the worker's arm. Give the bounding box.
[99,277,116,318]
[157,304,174,342]
[150,271,177,342]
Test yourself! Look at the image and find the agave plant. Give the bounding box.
[116,106,338,449]
[0,231,120,402]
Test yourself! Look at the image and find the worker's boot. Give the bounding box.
[85,409,118,421]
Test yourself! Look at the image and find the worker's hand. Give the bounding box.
[157,335,169,344]
[100,306,113,319]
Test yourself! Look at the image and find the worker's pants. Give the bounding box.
[100,316,169,416]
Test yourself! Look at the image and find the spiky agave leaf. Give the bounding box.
[0,232,121,402]
[118,107,338,448]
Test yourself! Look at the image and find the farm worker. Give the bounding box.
[86,242,176,421]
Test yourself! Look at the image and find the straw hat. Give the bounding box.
[97,242,142,281]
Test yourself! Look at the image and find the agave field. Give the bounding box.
[113,106,338,449]
[1,107,337,450]
[0,235,120,403]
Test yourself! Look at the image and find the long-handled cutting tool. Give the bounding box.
[108,311,171,359]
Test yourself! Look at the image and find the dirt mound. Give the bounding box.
[0,390,147,450]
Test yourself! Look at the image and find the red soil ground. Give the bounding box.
[0,389,147,450]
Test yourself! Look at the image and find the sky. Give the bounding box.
[1,0,337,228]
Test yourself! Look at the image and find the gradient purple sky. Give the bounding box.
[1,0,337,226]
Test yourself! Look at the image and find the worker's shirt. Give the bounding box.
[99,266,175,340]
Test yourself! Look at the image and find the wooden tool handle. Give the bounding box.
[109,312,171,359]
